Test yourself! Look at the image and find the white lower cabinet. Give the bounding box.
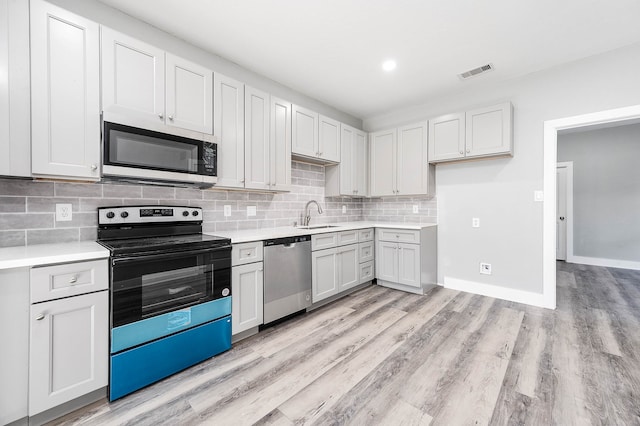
[231,262,264,335]
[311,247,339,302]
[29,290,108,416]
[398,243,421,288]
[337,244,359,292]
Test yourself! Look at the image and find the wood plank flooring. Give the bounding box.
[52,263,640,425]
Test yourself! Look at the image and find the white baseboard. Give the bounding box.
[568,255,640,271]
[443,276,550,309]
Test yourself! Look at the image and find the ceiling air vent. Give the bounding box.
[458,63,494,80]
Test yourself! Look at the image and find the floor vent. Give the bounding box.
[458,63,494,80]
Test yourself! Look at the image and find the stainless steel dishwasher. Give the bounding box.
[263,235,312,325]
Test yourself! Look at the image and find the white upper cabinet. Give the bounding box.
[244,86,270,191]
[318,114,340,162]
[325,124,367,197]
[353,130,368,196]
[292,104,318,158]
[270,96,292,190]
[369,129,397,197]
[214,73,245,188]
[165,53,212,133]
[0,0,30,178]
[31,0,100,180]
[101,27,165,125]
[428,102,513,163]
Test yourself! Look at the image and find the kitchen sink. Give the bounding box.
[296,225,340,229]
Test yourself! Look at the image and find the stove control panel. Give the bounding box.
[98,206,203,225]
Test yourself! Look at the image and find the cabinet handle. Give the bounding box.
[272,182,276,187]
[36,313,45,321]
[69,275,78,284]
[466,149,470,153]
[459,150,464,154]
[240,179,245,183]
[158,113,164,120]
[91,164,97,171]
[168,115,174,121]
[258,269,263,272]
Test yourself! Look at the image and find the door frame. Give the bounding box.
[543,105,640,309]
[556,162,573,262]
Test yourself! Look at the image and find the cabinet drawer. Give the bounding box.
[312,233,337,251]
[377,228,420,244]
[358,228,374,242]
[359,241,374,263]
[232,241,264,266]
[337,230,358,246]
[359,261,374,284]
[30,259,108,303]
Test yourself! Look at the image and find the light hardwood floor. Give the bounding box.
[53,263,640,425]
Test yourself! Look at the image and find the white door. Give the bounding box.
[339,124,354,195]
[101,27,165,124]
[376,241,398,282]
[428,112,465,162]
[270,96,292,190]
[397,122,428,196]
[291,105,318,158]
[165,53,212,133]
[337,244,359,292]
[30,0,100,180]
[214,74,245,188]
[556,165,568,261]
[353,130,368,196]
[465,102,512,157]
[244,86,270,190]
[369,129,396,197]
[231,262,264,335]
[398,243,421,288]
[318,114,340,162]
[312,248,338,303]
[29,291,108,416]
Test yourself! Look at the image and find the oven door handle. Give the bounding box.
[112,247,229,265]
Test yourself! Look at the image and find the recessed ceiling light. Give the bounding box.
[382,60,397,72]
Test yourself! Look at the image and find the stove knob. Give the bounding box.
[106,211,115,219]
[182,211,189,217]
[192,210,199,217]
[120,211,129,218]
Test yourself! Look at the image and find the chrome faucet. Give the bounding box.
[303,200,323,226]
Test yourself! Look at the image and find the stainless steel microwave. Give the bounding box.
[101,115,217,188]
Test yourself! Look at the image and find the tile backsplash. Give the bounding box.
[0,161,437,248]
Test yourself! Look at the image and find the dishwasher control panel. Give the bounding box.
[264,235,311,246]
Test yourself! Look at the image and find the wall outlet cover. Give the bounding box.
[223,205,232,217]
[480,262,492,275]
[534,190,544,202]
[472,217,480,228]
[247,206,257,217]
[413,205,419,214]
[55,204,73,222]
[342,205,347,214]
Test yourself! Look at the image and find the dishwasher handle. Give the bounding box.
[264,235,311,246]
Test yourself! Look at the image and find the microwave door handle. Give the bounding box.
[111,247,228,265]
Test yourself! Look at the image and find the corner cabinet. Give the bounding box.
[231,242,264,335]
[30,0,101,180]
[428,102,513,163]
[325,124,368,197]
[370,122,435,197]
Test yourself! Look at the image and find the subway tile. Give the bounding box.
[158,199,190,207]
[142,186,176,199]
[79,198,123,212]
[0,213,53,230]
[79,227,97,241]
[28,197,80,213]
[175,188,202,200]
[0,179,54,196]
[194,200,217,210]
[0,197,26,212]
[227,192,248,201]
[102,183,142,198]
[55,182,103,198]
[202,190,228,200]
[27,228,79,245]
[0,230,26,247]
[215,222,238,231]
[55,212,98,228]
[124,199,159,205]
[202,222,216,233]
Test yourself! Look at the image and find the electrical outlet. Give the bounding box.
[480,263,492,275]
[472,217,480,228]
[534,190,544,202]
[223,205,231,217]
[55,204,72,222]
[247,206,257,217]
[342,205,347,214]
[412,205,419,214]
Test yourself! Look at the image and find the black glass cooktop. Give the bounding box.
[98,234,231,256]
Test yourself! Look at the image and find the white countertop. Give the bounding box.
[207,221,437,244]
[0,241,110,270]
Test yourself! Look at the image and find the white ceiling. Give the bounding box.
[98,0,640,120]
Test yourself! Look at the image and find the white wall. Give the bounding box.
[46,0,362,129]
[364,43,640,295]
[558,123,640,262]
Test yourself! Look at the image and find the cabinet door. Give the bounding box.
[292,104,318,158]
[214,73,245,188]
[337,244,359,292]
[244,86,270,190]
[270,96,292,190]
[312,248,338,303]
[369,129,396,197]
[165,53,212,133]
[376,241,398,282]
[0,0,30,178]
[339,124,354,195]
[31,0,100,179]
[318,115,340,162]
[428,112,465,162]
[29,291,108,416]
[101,27,165,124]
[231,262,264,335]
[397,122,428,196]
[466,102,513,158]
[398,243,421,288]
[353,130,368,196]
